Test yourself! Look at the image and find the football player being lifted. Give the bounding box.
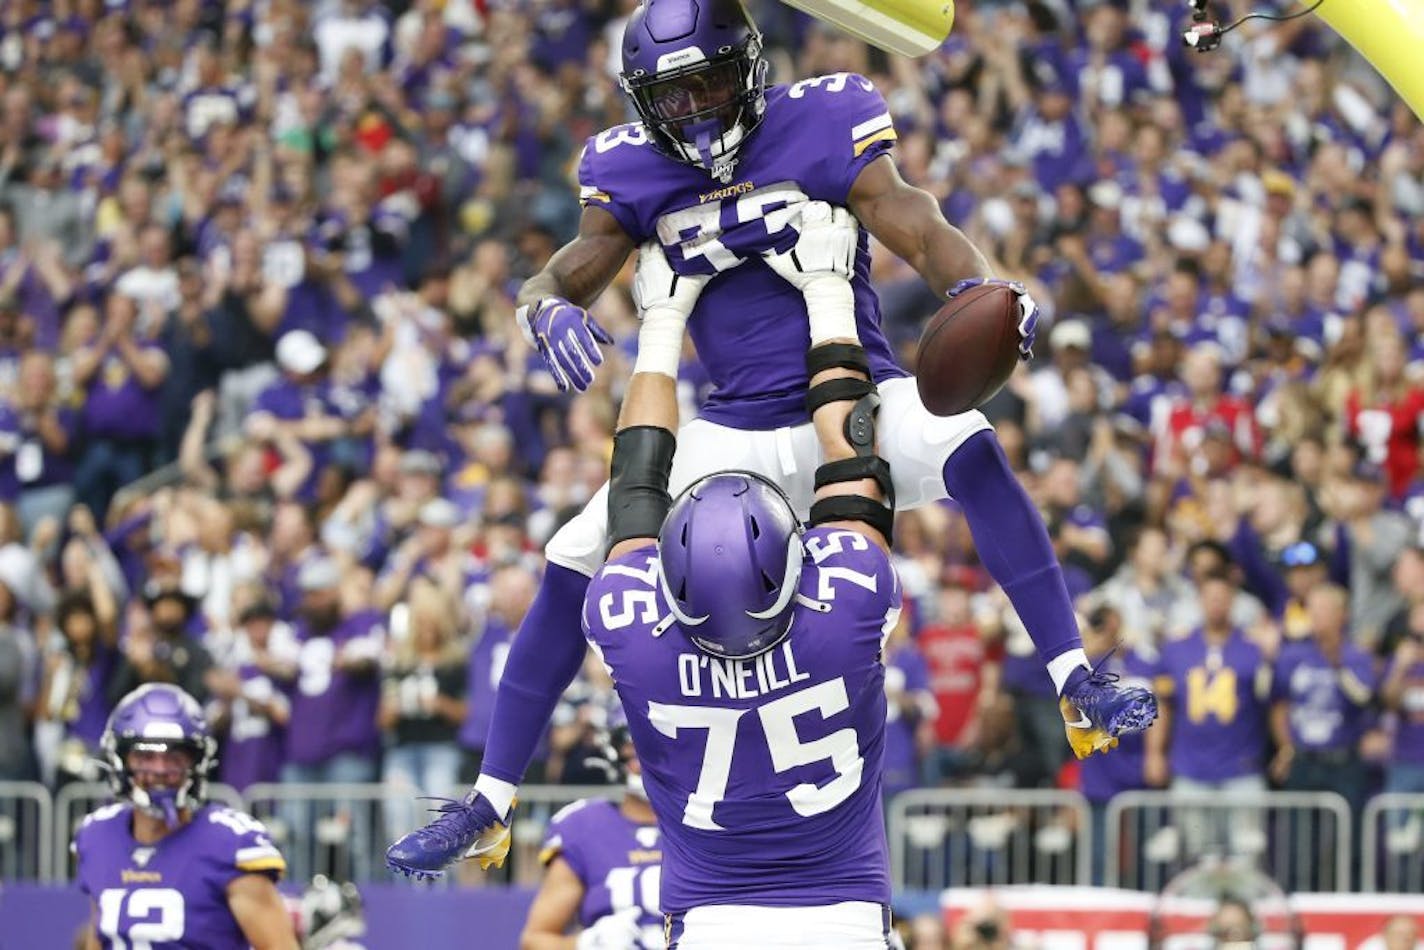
[387,0,1157,879]
[74,684,298,950]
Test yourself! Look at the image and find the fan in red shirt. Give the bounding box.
[918,572,1001,751]
[1152,345,1260,477]
[1345,331,1424,500]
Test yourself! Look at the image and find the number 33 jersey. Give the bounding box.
[581,529,902,915]
[74,802,286,949]
[577,73,907,431]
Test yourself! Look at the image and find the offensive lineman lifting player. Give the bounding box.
[387,0,1157,883]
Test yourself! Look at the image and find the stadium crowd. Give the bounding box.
[0,0,1421,886]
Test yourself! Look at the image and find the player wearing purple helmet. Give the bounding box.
[74,683,298,950]
[522,706,664,949]
[420,0,1156,848]
[392,217,911,945]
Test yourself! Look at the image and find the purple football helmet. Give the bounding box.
[101,683,217,826]
[657,472,804,660]
[620,0,768,178]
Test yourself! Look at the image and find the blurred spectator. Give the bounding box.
[1148,569,1272,859]
[107,579,214,705]
[380,579,468,837]
[917,578,994,785]
[5,351,79,537]
[883,613,936,801]
[1375,915,1420,950]
[211,594,297,793]
[71,293,169,519]
[949,895,1012,950]
[1076,605,1152,883]
[36,591,117,787]
[1380,610,1424,799]
[1270,585,1378,816]
[282,557,383,786]
[1321,462,1414,648]
[1082,526,1196,643]
[458,563,536,781]
[279,556,384,880]
[0,578,37,780]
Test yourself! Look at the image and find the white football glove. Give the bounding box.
[761,201,859,344]
[574,908,644,950]
[632,240,709,378]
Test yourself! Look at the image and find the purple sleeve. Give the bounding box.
[1228,519,1287,616]
[209,808,287,884]
[576,136,647,242]
[477,563,592,784]
[809,73,897,203]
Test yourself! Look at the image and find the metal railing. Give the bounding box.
[240,782,621,887]
[0,780,51,880]
[887,788,1092,891]
[51,781,242,881]
[1104,790,1353,893]
[4,782,1406,893]
[1360,793,1424,893]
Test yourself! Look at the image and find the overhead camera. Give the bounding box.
[1182,0,1224,52]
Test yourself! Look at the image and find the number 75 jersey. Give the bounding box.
[577,73,907,432]
[581,528,902,915]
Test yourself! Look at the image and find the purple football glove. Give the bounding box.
[948,277,1039,361]
[517,296,614,392]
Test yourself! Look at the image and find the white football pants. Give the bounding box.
[665,901,894,949]
[546,377,991,576]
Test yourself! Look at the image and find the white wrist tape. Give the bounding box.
[803,277,859,345]
[633,306,687,378]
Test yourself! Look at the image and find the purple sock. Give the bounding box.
[942,432,1085,672]
[478,562,592,784]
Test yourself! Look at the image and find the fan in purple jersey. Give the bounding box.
[522,709,664,950]
[74,683,298,950]
[438,0,1158,839]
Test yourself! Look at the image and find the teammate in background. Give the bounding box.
[522,709,663,950]
[440,0,1156,833]
[73,683,298,950]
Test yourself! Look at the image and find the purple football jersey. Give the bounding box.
[74,802,286,950]
[577,73,908,430]
[540,798,663,947]
[1272,640,1379,752]
[582,527,901,913]
[1155,629,1270,781]
[1387,655,1424,765]
[217,663,289,792]
[285,610,385,766]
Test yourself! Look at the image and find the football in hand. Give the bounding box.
[915,283,1023,417]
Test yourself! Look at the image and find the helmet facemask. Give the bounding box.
[107,738,213,829]
[622,35,768,182]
